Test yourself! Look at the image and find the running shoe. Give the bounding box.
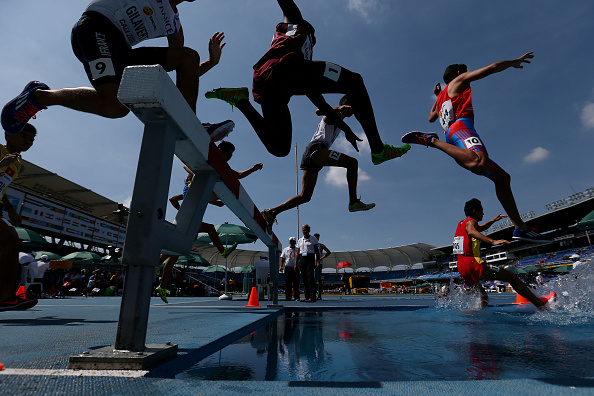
[262,209,277,234]
[202,120,235,141]
[221,242,238,259]
[1,80,49,135]
[540,291,557,305]
[538,291,557,310]
[512,227,551,243]
[371,143,411,165]
[204,87,249,109]
[401,131,439,147]
[348,199,376,212]
[156,285,170,304]
[0,294,38,312]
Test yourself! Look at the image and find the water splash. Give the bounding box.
[435,279,484,310]
[531,262,594,325]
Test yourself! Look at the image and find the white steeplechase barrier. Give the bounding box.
[68,65,281,370]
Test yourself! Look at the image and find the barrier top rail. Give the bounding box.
[118,65,280,251]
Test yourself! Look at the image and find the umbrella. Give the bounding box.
[190,254,210,266]
[337,261,353,269]
[522,265,540,273]
[203,265,227,273]
[504,265,528,275]
[196,223,258,299]
[235,265,255,274]
[577,209,594,231]
[62,251,102,265]
[553,265,572,273]
[196,223,258,245]
[34,251,62,260]
[15,227,49,249]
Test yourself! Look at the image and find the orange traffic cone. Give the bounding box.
[245,287,261,307]
[16,286,25,296]
[514,292,530,304]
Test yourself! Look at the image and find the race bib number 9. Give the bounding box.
[90,58,116,80]
[452,236,464,255]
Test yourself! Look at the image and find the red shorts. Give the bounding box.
[457,256,484,287]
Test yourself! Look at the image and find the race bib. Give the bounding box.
[323,62,341,82]
[329,150,341,161]
[439,100,454,131]
[0,172,13,196]
[89,58,116,80]
[452,236,464,255]
[463,136,483,149]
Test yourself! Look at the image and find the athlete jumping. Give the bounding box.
[204,0,410,165]
[402,52,547,242]
[2,0,224,134]
[261,96,390,234]
[454,198,556,309]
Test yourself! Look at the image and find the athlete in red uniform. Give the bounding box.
[454,198,555,309]
[205,0,409,165]
[402,52,547,242]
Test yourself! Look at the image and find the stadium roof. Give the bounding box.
[433,195,594,256]
[13,159,125,224]
[193,242,439,271]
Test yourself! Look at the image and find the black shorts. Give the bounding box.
[300,141,327,172]
[71,11,170,87]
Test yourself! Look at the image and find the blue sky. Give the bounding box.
[2,1,594,253]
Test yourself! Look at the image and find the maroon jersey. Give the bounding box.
[252,21,316,103]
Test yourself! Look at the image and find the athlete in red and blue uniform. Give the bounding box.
[402,52,547,242]
[454,198,556,309]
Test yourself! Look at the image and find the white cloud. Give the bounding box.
[581,102,594,129]
[324,166,370,187]
[347,0,384,23]
[123,196,132,208]
[523,147,550,164]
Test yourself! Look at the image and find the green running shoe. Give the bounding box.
[371,143,411,165]
[348,199,376,212]
[222,242,238,258]
[262,209,277,234]
[156,285,170,304]
[205,87,249,109]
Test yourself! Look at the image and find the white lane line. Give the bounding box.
[0,369,148,377]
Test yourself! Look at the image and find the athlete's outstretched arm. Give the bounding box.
[307,93,362,151]
[448,52,534,96]
[278,0,304,23]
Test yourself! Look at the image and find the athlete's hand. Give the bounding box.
[492,214,508,222]
[511,52,534,69]
[0,153,20,168]
[252,163,263,172]
[208,32,226,65]
[338,105,353,118]
[492,239,511,246]
[344,130,362,152]
[433,83,442,96]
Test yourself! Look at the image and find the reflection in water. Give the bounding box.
[180,303,594,382]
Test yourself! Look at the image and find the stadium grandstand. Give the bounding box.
[6,159,593,293]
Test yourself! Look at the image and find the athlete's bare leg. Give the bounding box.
[200,222,225,254]
[160,255,179,290]
[34,47,200,117]
[483,266,544,308]
[0,220,21,301]
[429,137,528,230]
[269,170,319,217]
